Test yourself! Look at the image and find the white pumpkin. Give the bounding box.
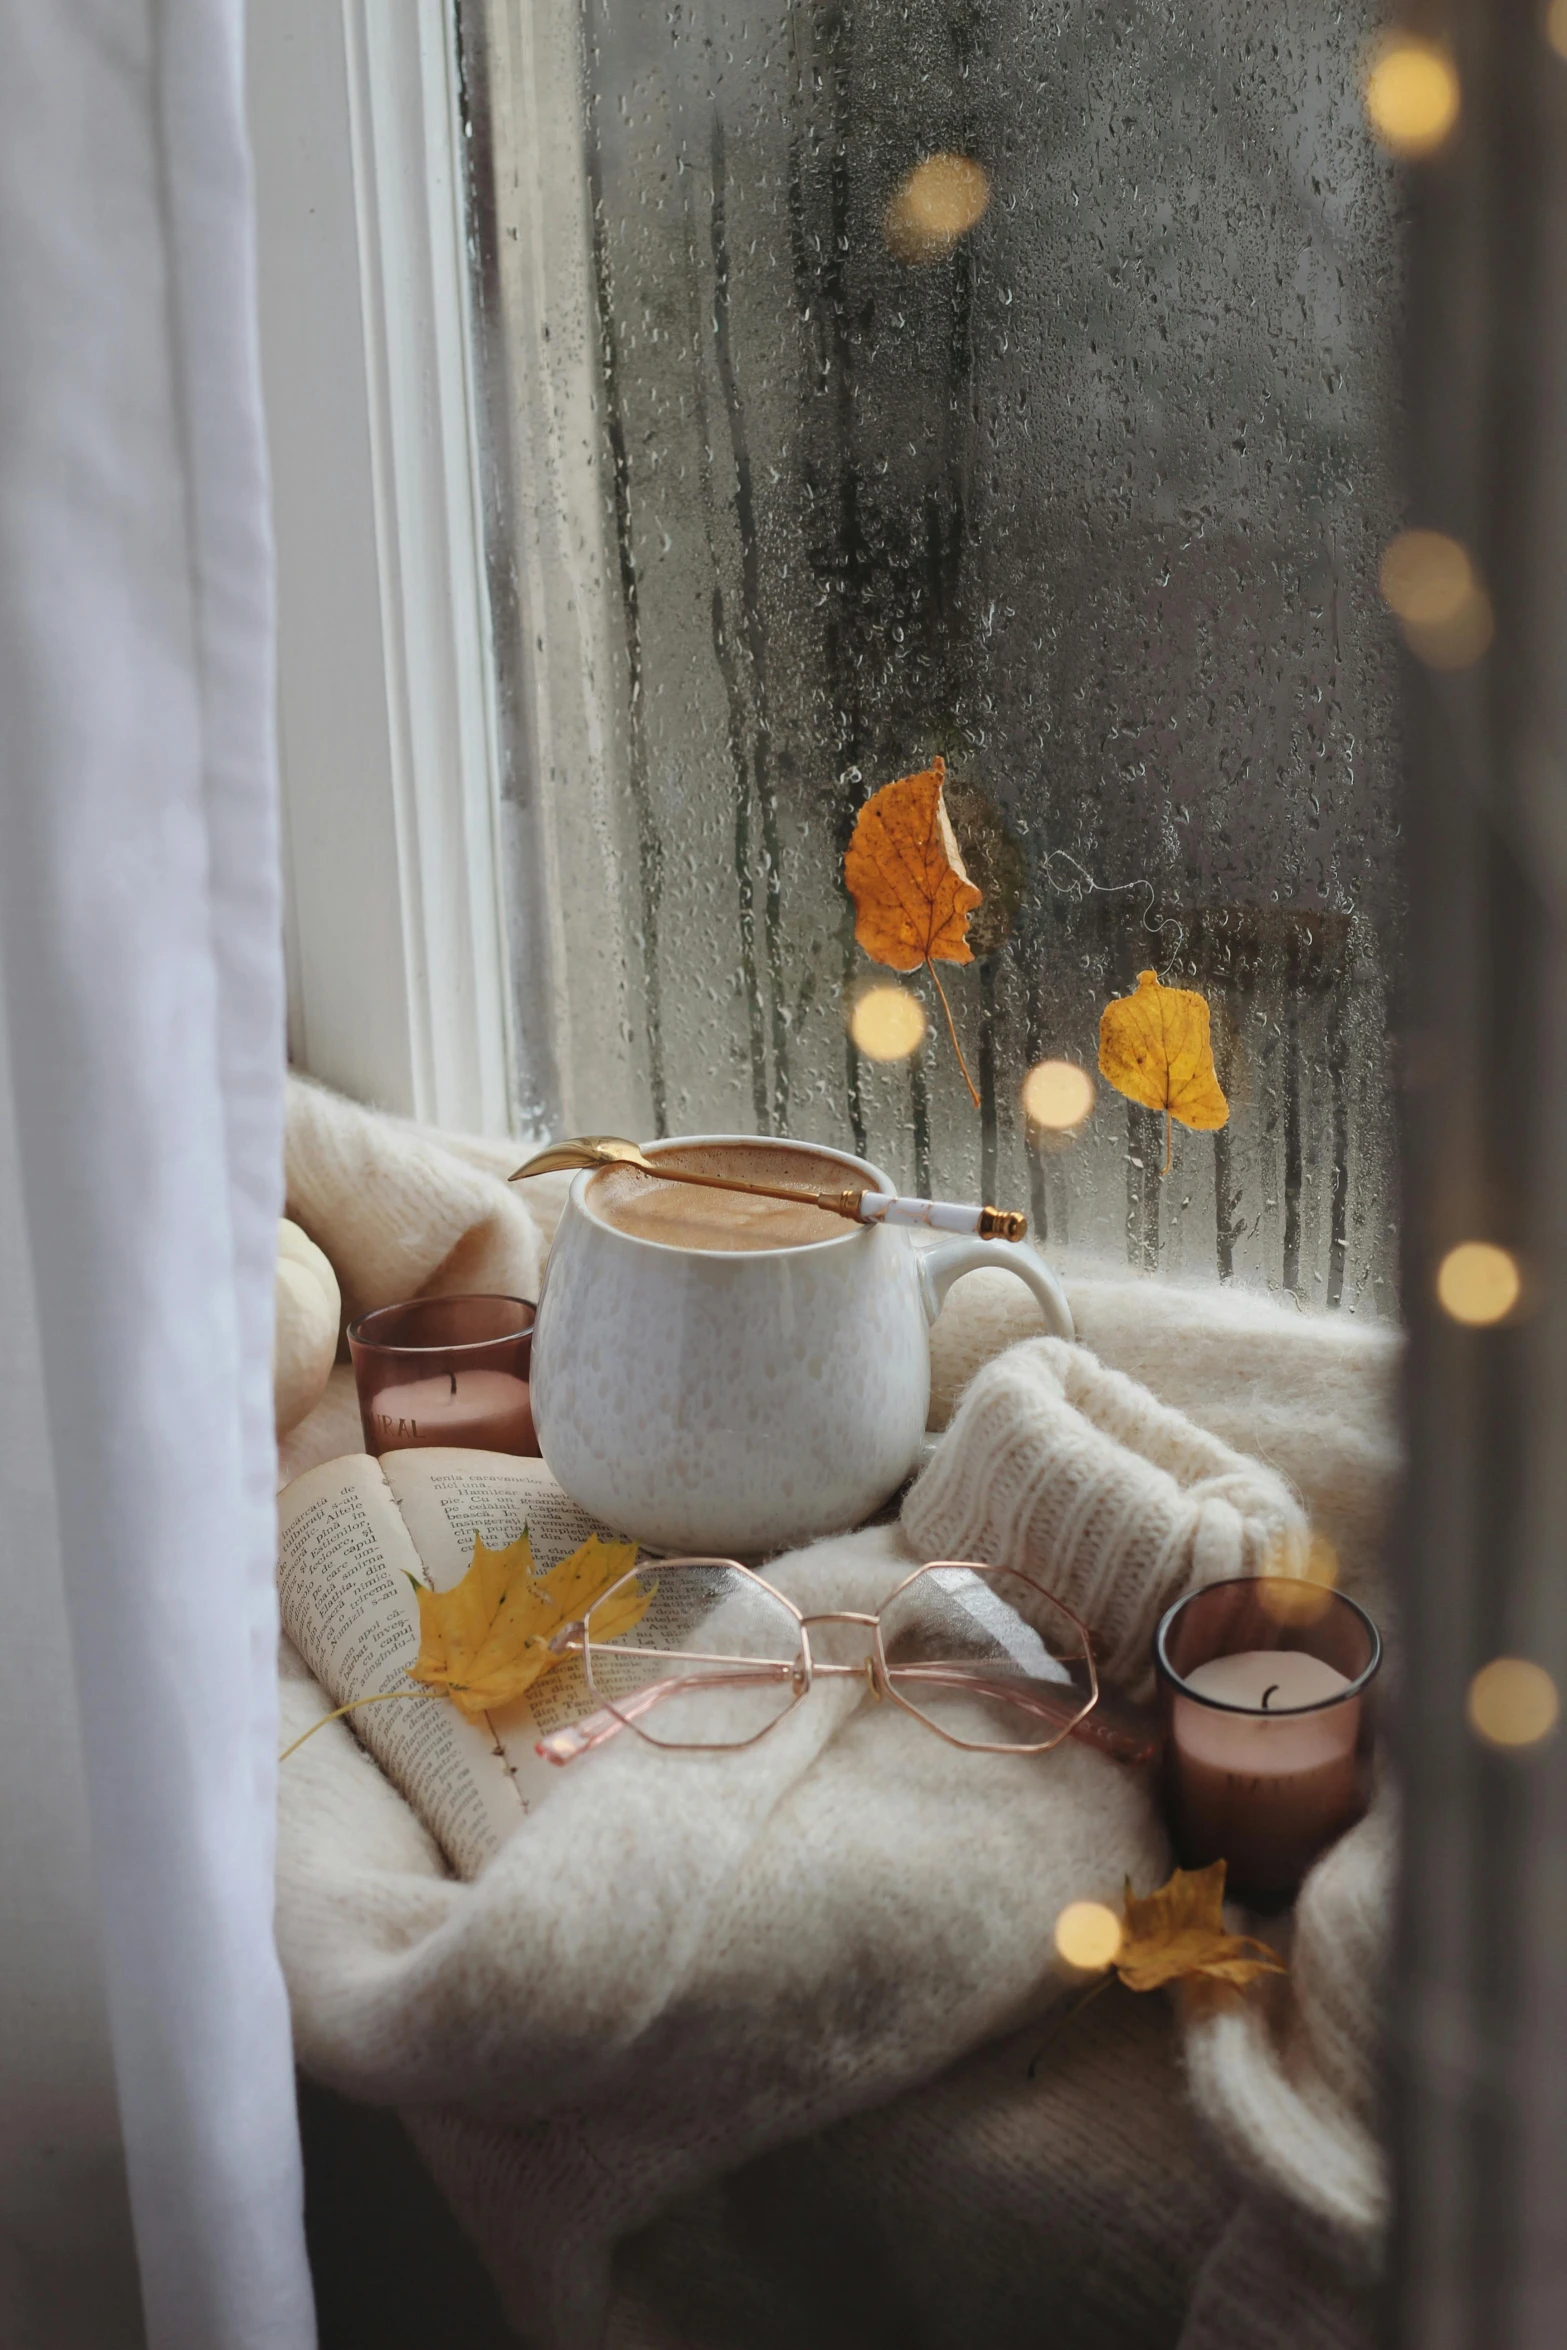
[274,1217,341,1436]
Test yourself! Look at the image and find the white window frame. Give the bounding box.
[248,0,516,1135]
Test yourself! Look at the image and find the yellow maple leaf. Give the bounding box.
[1114,1862,1286,1993]
[844,755,984,1104]
[1097,969,1229,1173]
[409,1528,646,1723]
[1029,1858,1284,2078]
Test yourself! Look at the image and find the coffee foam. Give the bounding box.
[587,1143,859,1253]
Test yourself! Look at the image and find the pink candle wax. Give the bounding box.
[370,1367,536,1455]
[348,1293,538,1459]
[1168,1648,1362,1900]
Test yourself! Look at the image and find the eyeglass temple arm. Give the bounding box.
[1067,1685,1159,1763]
[536,1663,794,1765]
[537,1659,1157,1768]
[887,1664,1157,1763]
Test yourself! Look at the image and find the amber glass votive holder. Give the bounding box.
[1154,1577,1381,1907]
[347,1294,539,1458]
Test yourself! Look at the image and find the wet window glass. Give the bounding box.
[458,0,1403,1307]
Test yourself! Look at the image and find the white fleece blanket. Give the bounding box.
[276,1077,1401,2350]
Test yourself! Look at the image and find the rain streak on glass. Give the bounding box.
[459,0,1403,1307]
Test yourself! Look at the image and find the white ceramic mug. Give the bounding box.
[530,1134,1074,1554]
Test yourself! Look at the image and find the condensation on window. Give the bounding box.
[458,0,1404,1309]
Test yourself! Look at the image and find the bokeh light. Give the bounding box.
[1023,1059,1096,1131]
[850,982,927,1061]
[1405,589,1494,670]
[1379,530,1494,670]
[1380,531,1472,625]
[1547,0,1567,61]
[1436,1241,1522,1326]
[1467,1658,1561,1749]
[1054,1900,1123,1971]
[1364,36,1460,157]
[1259,1535,1341,1627]
[883,154,991,264]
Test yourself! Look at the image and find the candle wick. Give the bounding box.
[1261,1683,1280,1710]
[448,1370,457,1396]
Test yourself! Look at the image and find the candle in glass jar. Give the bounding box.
[349,1293,538,1459]
[1182,1649,1351,1712]
[1168,1649,1360,1901]
[371,1367,536,1455]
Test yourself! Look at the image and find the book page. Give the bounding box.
[276,1454,524,1878]
[379,1450,631,1805]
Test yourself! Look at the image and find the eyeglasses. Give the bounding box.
[536,1557,1156,1768]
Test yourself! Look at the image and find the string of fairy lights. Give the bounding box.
[1370,25,1562,1749]
[852,23,1565,1762]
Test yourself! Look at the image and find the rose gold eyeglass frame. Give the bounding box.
[536,1557,1159,1768]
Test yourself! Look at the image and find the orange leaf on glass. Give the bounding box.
[1097,968,1229,1173]
[845,755,983,1103]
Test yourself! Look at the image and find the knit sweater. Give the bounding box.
[905,1334,1307,1688]
[276,1077,1400,2349]
[906,1304,1395,2350]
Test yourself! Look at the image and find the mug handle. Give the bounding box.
[917,1237,1075,1343]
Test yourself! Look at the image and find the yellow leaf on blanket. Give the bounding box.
[1114,1862,1286,1993]
[410,1529,644,1722]
[1031,1859,1284,2079]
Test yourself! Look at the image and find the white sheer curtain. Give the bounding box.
[0,3,314,2345]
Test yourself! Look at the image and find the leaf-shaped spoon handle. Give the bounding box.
[510,1136,862,1218]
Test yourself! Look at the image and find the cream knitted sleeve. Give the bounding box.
[902,1337,1307,1688]
[1181,1801,1392,2260]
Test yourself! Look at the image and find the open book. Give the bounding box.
[278,1451,636,1878]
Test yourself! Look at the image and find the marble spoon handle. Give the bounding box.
[858,1192,1027,1241]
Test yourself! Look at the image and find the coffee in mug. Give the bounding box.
[589,1141,852,1253]
[531,1134,1075,1555]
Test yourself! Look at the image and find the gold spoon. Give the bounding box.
[510,1136,1027,1242]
